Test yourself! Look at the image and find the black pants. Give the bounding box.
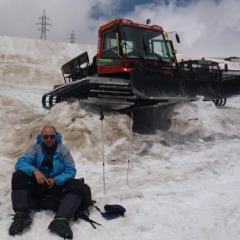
[12,170,85,210]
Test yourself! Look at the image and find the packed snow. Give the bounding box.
[1,36,240,240]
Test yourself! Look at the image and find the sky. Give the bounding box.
[1,35,240,239]
[0,0,239,58]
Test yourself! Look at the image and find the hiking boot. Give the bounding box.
[48,218,73,239]
[9,211,31,236]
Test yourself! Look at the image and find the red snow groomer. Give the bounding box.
[42,18,240,112]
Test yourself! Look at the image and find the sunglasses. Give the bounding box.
[42,135,56,140]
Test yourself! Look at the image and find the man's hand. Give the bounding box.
[48,178,56,189]
[33,170,49,185]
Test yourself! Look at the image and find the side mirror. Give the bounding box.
[113,23,119,32]
[176,34,180,43]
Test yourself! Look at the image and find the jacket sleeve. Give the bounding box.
[15,144,40,176]
[53,145,77,186]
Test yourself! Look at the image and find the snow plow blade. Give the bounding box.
[220,70,240,98]
[131,61,222,101]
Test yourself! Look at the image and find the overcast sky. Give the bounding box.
[0,0,239,58]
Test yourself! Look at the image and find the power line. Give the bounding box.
[68,30,77,44]
[36,9,51,40]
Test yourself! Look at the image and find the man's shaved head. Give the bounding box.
[42,126,57,134]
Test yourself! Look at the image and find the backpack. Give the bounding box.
[75,178,93,211]
[72,180,101,228]
[39,178,101,228]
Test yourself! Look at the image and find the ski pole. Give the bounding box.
[127,112,133,185]
[99,109,106,194]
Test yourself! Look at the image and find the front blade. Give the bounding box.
[131,62,222,101]
[220,70,240,98]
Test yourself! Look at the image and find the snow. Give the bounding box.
[1,36,240,240]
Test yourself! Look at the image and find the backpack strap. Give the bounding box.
[74,208,101,229]
[76,212,101,229]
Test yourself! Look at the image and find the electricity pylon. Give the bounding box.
[36,10,51,40]
[68,30,77,44]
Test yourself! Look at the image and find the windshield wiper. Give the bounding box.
[141,37,165,63]
[121,42,145,61]
[141,37,149,57]
[151,52,165,63]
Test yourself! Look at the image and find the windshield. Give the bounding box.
[119,26,172,62]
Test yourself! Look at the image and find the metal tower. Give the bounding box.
[68,30,77,44]
[36,10,51,40]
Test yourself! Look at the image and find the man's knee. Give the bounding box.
[12,170,27,180]
[64,179,85,197]
[12,171,29,190]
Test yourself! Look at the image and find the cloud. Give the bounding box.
[122,0,240,57]
[0,0,239,57]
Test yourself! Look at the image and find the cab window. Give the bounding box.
[102,30,118,58]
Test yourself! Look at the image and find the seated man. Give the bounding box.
[9,125,84,239]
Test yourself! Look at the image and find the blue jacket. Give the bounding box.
[15,132,76,186]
